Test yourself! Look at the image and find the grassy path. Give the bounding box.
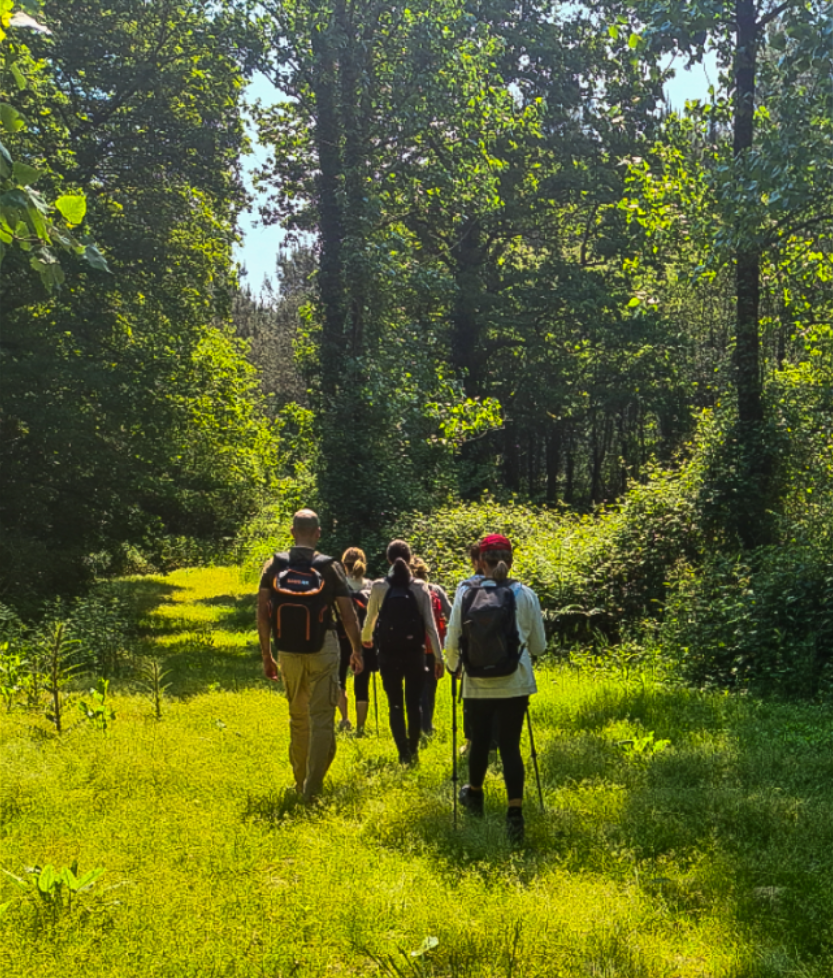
[3,566,833,977]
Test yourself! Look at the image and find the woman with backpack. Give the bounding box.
[410,556,451,737]
[335,547,374,733]
[444,534,547,843]
[362,540,444,764]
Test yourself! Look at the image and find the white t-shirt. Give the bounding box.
[444,579,547,699]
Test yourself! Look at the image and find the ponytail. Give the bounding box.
[341,547,367,581]
[492,560,509,584]
[390,557,412,588]
[481,549,512,583]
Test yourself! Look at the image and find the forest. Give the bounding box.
[2,0,833,975]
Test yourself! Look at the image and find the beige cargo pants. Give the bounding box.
[278,631,340,800]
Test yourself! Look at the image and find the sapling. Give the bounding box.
[41,622,81,735]
[137,657,171,720]
[78,678,115,732]
[3,862,105,926]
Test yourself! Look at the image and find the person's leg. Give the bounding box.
[353,666,370,733]
[277,651,310,792]
[495,695,529,843]
[404,653,426,756]
[380,657,408,758]
[337,637,351,728]
[303,632,341,800]
[466,698,498,792]
[420,654,437,735]
[495,696,529,805]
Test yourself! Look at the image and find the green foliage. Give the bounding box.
[3,862,105,928]
[78,678,114,732]
[0,0,276,609]
[6,565,833,974]
[0,0,110,289]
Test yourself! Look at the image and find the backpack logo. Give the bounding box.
[460,581,522,677]
[269,553,332,654]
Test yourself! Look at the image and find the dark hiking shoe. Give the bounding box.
[459,785,484,816]
[506,808,525,844]
[398,748,413,765]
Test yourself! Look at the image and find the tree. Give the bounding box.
[622,0,833,543]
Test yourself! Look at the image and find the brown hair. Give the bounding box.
[481,549,512,584]
[410,556,430,581]
[386,539,412,587]
[341,547,367,580]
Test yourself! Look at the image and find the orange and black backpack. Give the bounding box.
[267,552,333,653]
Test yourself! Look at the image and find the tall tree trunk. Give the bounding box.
[546,422,561,503]
[732,0,769,547]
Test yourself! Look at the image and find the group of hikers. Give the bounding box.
[257,509,547,843]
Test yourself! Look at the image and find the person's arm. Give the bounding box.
[444,589,464,673]
[335,595,364,675]
[257,587,279,681]
[362,581,384,646]
[520,586,547,658]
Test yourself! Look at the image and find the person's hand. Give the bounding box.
[434,658,445,680]
[262,654,279,682]
[362,641,374,649]
[351,648,365,675]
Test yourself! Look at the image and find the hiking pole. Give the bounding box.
[525,707,545,813]
[451,672,458,828]
[372,670,379,736]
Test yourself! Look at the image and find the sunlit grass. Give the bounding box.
[2,567,833,976]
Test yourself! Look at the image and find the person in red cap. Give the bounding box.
[444,533,547,843]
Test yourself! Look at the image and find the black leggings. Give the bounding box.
[354,645,378,702]
[466,696,529,801]
[338,637,378,699]
[380,651,426,754]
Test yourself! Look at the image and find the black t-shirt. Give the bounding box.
[259,547,350,612]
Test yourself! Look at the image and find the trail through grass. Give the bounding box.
[3,566,833,977]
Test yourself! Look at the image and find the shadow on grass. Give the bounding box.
[194,592,257,631]
[107,577,184,628]
[113,576,265,697]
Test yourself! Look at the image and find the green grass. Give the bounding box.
[3,566,833,976]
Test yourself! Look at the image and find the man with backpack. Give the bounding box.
[362,540,444,765]
[445,534,547,843]
[410,556,451,737]
[258,509,364,802]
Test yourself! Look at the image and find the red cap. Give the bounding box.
[480,533,512,553]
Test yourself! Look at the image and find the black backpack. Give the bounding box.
[374,577,425,657]
[267,552,333,654]
[460,580,522,677]
[336,586,370,639]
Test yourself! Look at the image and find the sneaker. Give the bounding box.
[506,808,525,844]
[338,719,352,732]
[459,785,484,816]
[398,748,412,765]
[354,725,365,738]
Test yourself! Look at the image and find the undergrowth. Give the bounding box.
[2,567,833,976]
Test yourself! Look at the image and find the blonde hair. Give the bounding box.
[341,547,367,580]
[481,549,512,584]
[410,556,430,581]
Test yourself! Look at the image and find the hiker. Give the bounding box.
[336,547,377,737]
[257,509,364,802]
[456,542,484,756]
[410,556,451,737]
[445,534,547,843]
[362,540,444,764]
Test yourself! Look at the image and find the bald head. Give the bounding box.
[292,509,321,547]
